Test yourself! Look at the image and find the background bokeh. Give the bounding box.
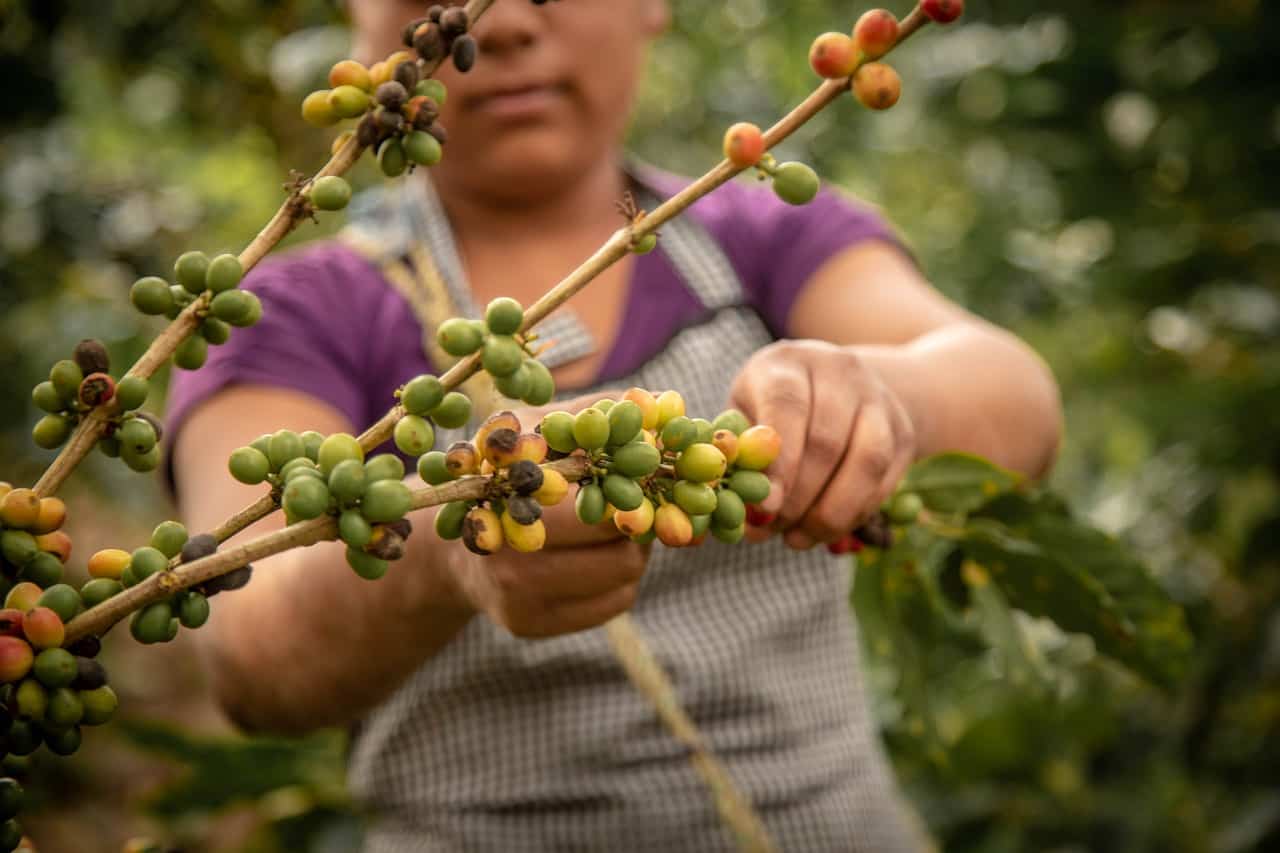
[1,0,1277,850]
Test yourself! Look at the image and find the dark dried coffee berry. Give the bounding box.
[365,526,407,561]
[375,81,408,112]
[506,495,543,526]
[427,4,444,21]
[451,34,477,73]
[426,122,448,145]
[507,460,544,496]
[78,373,116,408]
[855,511,894,550]
[414,23,447,62]
[356,112,381,147]
[394,60,420,91]
[402,16,430,47]
[67,635,101,659]
[386,517,413,540]
[72,657,107,690]
[180,533,217,564]
[200,563,252,597]
[440,7,469,38]
[376,107,405,134]
[73,339,110,376]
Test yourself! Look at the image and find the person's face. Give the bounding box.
[348,1,669,204]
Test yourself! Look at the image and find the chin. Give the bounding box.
[450,128,602,202]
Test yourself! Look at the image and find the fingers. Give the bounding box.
[729,350,811,517]
[799,403,899,543]
[777,359,858,530]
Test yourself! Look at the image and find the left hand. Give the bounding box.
[729,340,917,550]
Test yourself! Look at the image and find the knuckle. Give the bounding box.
[860,446,893,480]
[806,430,845,467]
[809,505,849,541]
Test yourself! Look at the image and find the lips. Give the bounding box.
[467,80,569,120]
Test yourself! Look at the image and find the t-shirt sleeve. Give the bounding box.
[697,178,910,338]
[164,241,382,458]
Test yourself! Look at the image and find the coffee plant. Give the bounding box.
[0,1,1196,850]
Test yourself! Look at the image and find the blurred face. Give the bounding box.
[349,0,669,205]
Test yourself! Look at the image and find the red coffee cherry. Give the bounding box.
[723,122,765,168]
[853,9,900,60]
[921,0,964,24]
[809,32,858,79]
[852,62,902,111]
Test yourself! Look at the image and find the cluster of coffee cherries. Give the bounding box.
[422,411,568,554]
[228,431,417,580]
[436,298,555,406]
[0,488,70,594]
[720,123,821,207]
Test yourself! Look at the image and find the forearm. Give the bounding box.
[851,322,1062,478]
[200,505,475,735]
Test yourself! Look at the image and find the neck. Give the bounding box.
[428,156,629,246]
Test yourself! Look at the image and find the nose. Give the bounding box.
[470,0,546,57]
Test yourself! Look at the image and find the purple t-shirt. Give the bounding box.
[165,171,900,449]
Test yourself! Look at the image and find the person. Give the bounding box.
[166,1,1062,850]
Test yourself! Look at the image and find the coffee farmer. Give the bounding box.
[167,2,1061,849]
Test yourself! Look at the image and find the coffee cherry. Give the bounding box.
[0,780,23,823]
[32,647,76,688]
[282,457,320,482]
[80,685,118,726]
[482,335,525,378]
[888,491,923,524]
[711,488,747,530]
[6,719,40,756]
[394,60,421,92]
[206,289,251,326]
[150,520,188,559]
[540,412,577,454]
[130,275,174,315]
[34,529,71,562]
[0,530,36,568]
[575,483,606,525]
[710,409,749,436]
[655,390,686,429]
[173,334,208,371]
[309,175,352,212]
[711,523,746,544]
[658,416,695,454]
[264,429,302,472]
[857,512,894,549]
[607,401,644,447]
[689,513,711,541]
[853,62,901,111]
[614,499,655,538]
[712,430,739,465]
[49,359,82,404]
[84,549,128,581]
[378,137,408,177]
[602,474,644,512]
[43,724,81,757]
[451,34,477,73]
[440,6,469,37]
[772,161,820,206]
[501,512,545,553]
[346,546,389,580]
[723,122,766,168]
[281,476,329,522]
[302,90,340,127]
[73,338,110,376]
[462,507,504,555]
[444,441,481,478]
[436,317,484,357]
[112,376,148,412]
[329,59,372,91]
[430,392,472,429]
[227,446,270,485]
[413,23,447,62]
[810,32,858,79]
[130,601,175,645]
[654,503,694,547]
[921,0,964,23]
[482,428,521,469]
[0,610,23,639]
[71,656,108,691]
[169,252,208,295]
[337,509,373,549]
[45,685,84,727]
[394,414,436,456]
[611,441,661,479]
[317,432,364,476]
[22,607,64,650]
[521,359,556,407]
[434,500,470,541]
[362,479,412,523]
[415,78,448,106]
[175,590,210,629]
[117,418,157,457]
[4,583,41,612]
[22,551,62,589]
[506,495,543,526]
[507,460,545,496]
[494,362,531,400]
[484,297,525,336]
[417,451,452,485]
[405,130,443,167]
[573,408,610,452]
[533,469,569,507]
[128,547,168,586]
[853,9,899,59]
[205,253,242,293]
[728,469,772,505]
[31,415,71,450]
[79,578,122,610]
[31,381,61,414]
[397,375,442,417]
[0,638,33,684]
[675,444,727,484]
[673,480,717,517]
[328,84,371,119]
[325,460,365,507]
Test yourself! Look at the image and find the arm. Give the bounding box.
[176,385,646,735]
[731,240,1062,549]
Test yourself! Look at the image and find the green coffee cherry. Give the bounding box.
[174,335,208,370]
[206,254,243,293]
[228,446,271,484]
[0,778,25,822]
[485,297,524,336]
[434,500,470,540]
[401,375,445,416]
[712,409,751,436]
[378,138,408,177]
[80,685,118,726]
[33,648,77,688]
[430,392,472,429]
[174,251,211,293]
[494,362,530,400]
[674,480,718,516]
[118,417,158,455]
[15,679,47,720]
[611,442,661,478]
[417,451,452,485]
[712,523,746,544]
[328,459,368,505]
[46,686,84,727]
[115,375,149,411]
[21,551,63,587]
[201,317,231,346]
[771,161,820,206]
[310,175,352,211]
[32,381,62,414]
[268,429,305,471]
[80,578,123,609]
[329,84,371,118]
[6,720,40,756]
[437,317,484,357]
[121,442,160,473]
[602,474,644,512]
[592,398,615,413]
[130,601,175,644]
[36,584,82,623]
[690,513,711,539]
[49,359,83,403]
[346,547,389,580]
[210,289,256,325]
[150,520,189,559]
[131,276,175,315]
[1,529,37,568]
[282,476,331,520]
[691,418,716,446]
[404,130,443,166]
[361,479,412,522]
[630,233,658,255]
[394,414,435,456]
[339,509,373,548]
[660,416,696,453]
[364,453,405,483]
[317,432,364,475]
[573,408,610,451]
[575,483,606,525]
[607,401,643,447]
[540,412,577,454]
[176,590,210,629]
[727,469,771,505]
[675,443,727,483]
[888,492,924,525]
[712,488,746,529]
[44,726,82,756]
[32,414,71,450]
[522,360,555,406]
[415,78,447,105]
[167,284,193,318]
[130,546,168,582]
[482,335,524,378]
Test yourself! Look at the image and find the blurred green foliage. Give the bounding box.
[1,0,1278,851]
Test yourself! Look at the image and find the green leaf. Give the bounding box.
[903,453,1023,516]
[957,516,1193,688]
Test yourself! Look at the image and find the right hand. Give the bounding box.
[434,391,652,639]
